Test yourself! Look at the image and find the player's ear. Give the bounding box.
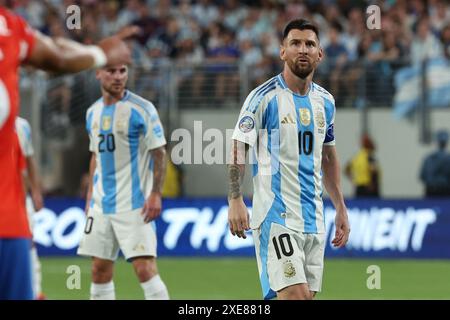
[317,46,323,62]
[95,69,102,79]
[279,43,286,61]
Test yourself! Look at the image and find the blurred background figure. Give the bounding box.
[345,134,381,198]
[420,130,450,197]
[16,117,45,300]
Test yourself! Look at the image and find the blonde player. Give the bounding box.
[77,64,169,300]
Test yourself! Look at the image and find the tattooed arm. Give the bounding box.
[142,146,167,223]
[227,140,250,238]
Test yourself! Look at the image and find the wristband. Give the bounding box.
[87,45,107,68]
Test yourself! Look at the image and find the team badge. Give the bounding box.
[102,116,112,131]
[299,108,310,126]
[283,260,296,278]
[92,122,99,131]
[315,111,325,128]
[239,116,255,133]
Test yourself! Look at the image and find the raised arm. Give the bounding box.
[322,145,350,248]
[142,146,166,223]
[227,139,250,238]
[25,26,138,73]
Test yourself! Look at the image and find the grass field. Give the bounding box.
[41,257,450,300]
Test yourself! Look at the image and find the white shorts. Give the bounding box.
[253,222,325,300]
[77,208,157,261]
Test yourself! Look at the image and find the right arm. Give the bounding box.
[25,27,139,73]
[25,155,43,211]
[227,139,250,239]
[85,153,96,214]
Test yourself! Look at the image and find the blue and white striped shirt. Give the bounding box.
[87,90,166,214]
[232,74,336,234]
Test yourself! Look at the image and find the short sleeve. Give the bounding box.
[86,109,95,152]
[323,97,336,146]
[145,103,166,150]
[231,89,264,147]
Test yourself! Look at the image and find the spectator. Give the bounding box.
[345,134,381,198]
[420,130,450,197]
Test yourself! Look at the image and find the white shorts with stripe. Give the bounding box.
[253,222,325,299]
[77,208,157,261]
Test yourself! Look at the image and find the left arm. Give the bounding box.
[142,146,166,223]
[322,145,350,248]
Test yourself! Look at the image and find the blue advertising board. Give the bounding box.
[33,198,450,258]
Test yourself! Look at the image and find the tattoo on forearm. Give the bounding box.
[228,164,243,200]
[152,148,166,193]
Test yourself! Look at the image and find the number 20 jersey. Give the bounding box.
[232,74,336,234]
[86,90,166,214]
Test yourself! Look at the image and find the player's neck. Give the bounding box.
[102,90,126,106]
[283,68,313,96]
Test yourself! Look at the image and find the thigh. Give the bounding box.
[111,210,157,261]
[77,209,120,261]
[254,222,307,300]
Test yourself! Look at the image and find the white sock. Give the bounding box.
[140,275,169,300]
[90,281,115,300]
[30,247,42,297]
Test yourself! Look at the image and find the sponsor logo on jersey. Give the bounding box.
[299,108,311,126]
[281,113,295,124]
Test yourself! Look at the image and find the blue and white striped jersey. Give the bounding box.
[15,117,34,157]
[232,74,336,234]
[87,90,166,214]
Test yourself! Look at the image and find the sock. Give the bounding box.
[90,281,115,300]
[140,275,169,300]
[30,247,42,297]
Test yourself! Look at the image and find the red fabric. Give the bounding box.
[0,7,35,238]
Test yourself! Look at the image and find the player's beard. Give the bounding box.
[287,58,314,79]
[104,82,125,98]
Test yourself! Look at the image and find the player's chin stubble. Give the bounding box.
[288,60,313,79]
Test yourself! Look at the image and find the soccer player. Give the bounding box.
[77,64,169,300]
[0,4,136,299]
[227,19,350,300]
[15,116,45,299]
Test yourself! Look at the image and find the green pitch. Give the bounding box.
[41,257,450,300]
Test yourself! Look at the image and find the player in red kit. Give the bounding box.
[0,4,137,299]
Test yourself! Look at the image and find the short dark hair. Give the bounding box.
[282,19,320,42]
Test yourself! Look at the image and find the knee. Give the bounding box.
[133,259,157,282]
[278,285,313,300]
[286,291,312,300]
[91,261,113,283]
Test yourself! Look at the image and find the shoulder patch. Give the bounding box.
[239,116,255,133]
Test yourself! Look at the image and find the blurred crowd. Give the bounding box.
[11,0,450,108]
